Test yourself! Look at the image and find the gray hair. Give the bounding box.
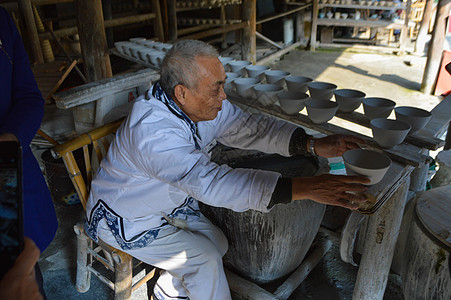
[160,40,219,96]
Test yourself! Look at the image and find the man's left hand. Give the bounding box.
[313,134,366,158]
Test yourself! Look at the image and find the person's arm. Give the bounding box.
[0,237,43,300]
[0,8,44,147]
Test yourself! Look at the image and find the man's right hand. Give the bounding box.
[0,237,43,300]
[292,174,371,210]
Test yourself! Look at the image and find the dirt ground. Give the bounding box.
[38,46,443,300]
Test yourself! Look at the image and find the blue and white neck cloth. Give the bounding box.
[151,82,202,150]
[85,197,201,250]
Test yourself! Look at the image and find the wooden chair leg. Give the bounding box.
[113,252,133,300]
[74,224,92,293]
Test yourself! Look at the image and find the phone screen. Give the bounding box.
[0,141,23,279]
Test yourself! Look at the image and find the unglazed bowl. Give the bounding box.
[285,76,313,93]
[305,99,338,124]
[394,106,432,133]
[342,149,392,185]
[277,91,309,115]
[363,97,396,120]
[334,89,366,113]
[307,82,337,100]
[370,118,411,148]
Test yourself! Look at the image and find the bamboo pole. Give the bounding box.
[421,0,451,95]
[242,0,256,63]
[18,0,44,63]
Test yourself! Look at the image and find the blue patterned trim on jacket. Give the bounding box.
[84,197,201,250]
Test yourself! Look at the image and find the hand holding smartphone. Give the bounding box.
[0,141,23,279]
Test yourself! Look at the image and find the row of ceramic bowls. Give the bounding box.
[114,38,173,68]
[220,57,433,186]
[220,57,432,150]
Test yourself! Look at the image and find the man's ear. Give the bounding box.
[173,84,187,105]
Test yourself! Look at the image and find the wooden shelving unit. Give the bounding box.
[310,0,412,51]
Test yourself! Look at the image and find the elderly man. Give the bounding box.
[86,40,369,300]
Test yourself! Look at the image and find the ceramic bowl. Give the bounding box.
[264,70,290,86]
[129,45,148,59]
[146,50,166,67]
[121,42,137,56]
[114,41,132,54]
[129,37,146,43]
[394,106,432,133]
[307,82,337,99]
[277,91,309,115]
[285,76,313,93]
[253,84,283,106]
[137,49,155,63]
[362,97,396,120]
[228,60,252,76]
[234,78,260,99]
[305,99,338,124]
[370,118,411,148]
[342,149,392,185]
[246,65,270,81]
[219,56,235,71]
[334,89,366,113]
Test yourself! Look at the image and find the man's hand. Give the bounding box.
[292,174,370,210]
[0,237,43,300]
[313,134,365,158]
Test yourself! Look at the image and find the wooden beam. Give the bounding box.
[256,3,311,25]
[167,0,177,41]
[255,31,283,49]
[38,13,156,40]
[415,0,435,55]
[74,0,112,130]
[180,22,248,41]
[398,0,412,54]
[242,0,256,63]
[18,0,44,63]
[310,0,319,51]
[152,0,165,42]
[421,0,451,94]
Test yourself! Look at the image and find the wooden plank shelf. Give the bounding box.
[318,4,405,10]
[316,18,406,29]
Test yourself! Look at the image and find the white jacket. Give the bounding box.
[85,87,297,249]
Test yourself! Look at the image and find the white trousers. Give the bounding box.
[97,215,231,300]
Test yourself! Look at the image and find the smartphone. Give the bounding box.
[0,141,23,279]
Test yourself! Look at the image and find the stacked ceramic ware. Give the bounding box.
[114,38,173,69]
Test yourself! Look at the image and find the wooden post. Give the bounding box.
[310,0,319,51]
[102,0,113,48]
[399,0,412,54]
[74,0,113,132]
[242,0,256,63]
[415,0,435,55]
[420,0,451,95]
[152,0,165,42]
[18,0,44,63]
[167,0,177,41]
[352,178,410,300]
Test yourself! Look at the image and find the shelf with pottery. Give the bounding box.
[311,0,412,50]
[226,92,430,168]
